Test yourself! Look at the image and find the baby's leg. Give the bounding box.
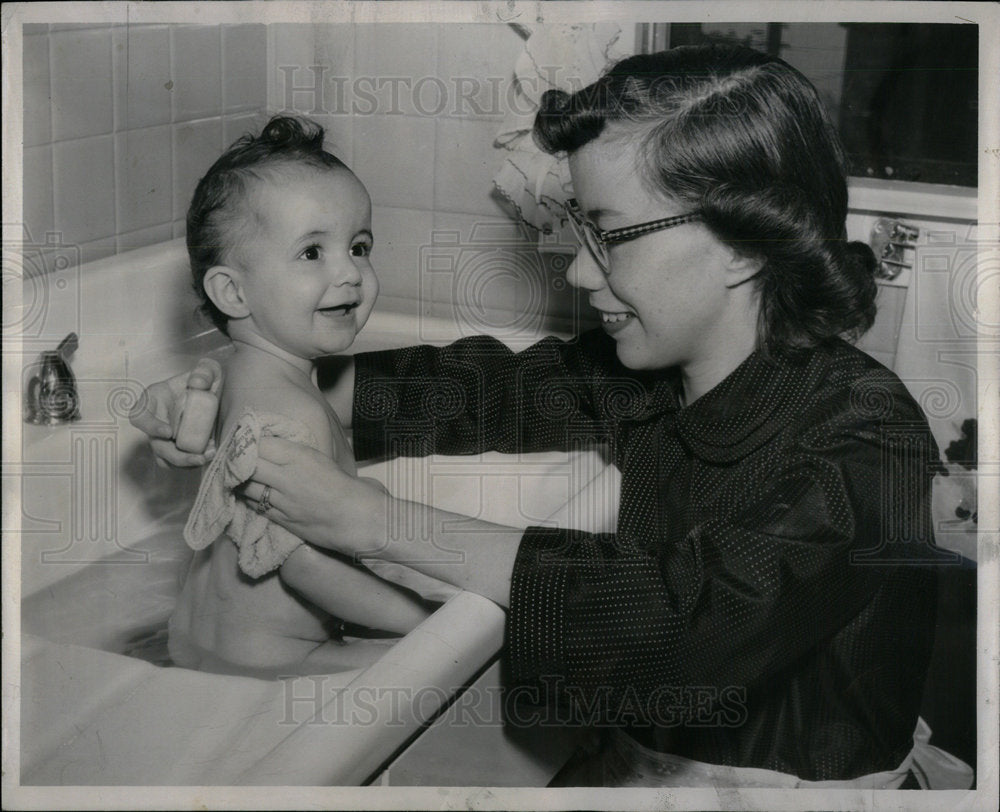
[280,544,433,635]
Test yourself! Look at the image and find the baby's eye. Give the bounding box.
[350,241,372,258]
[299,244,322,261]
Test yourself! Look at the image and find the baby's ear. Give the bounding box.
[203,266,251,319]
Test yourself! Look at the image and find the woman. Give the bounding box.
[133,45,943,787]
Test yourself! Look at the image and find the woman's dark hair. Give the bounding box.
[186,114,347,334]
[533,45,878,357]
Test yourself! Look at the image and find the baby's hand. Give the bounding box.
[129,358,223,467]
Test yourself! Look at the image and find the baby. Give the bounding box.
[168,115,431,678]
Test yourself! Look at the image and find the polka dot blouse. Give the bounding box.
[353,328,947,781]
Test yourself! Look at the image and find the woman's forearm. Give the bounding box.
[346,490,522,608]
[250,437,523,606]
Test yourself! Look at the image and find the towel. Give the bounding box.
[184,409,317,578]
[492,23,629,234]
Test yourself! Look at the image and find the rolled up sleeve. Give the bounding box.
[352,331,626,460]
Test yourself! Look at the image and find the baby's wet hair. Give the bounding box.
[186,115,348,335]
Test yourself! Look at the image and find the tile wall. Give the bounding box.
[23,21,585,332]
[27,22,915,348]
[22,23,269,269]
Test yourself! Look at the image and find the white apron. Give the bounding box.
[566,718,974,789]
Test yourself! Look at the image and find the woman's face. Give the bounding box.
[566,133,759,378]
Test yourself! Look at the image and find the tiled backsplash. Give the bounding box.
[22,23,268,269]
[22,22,566,328]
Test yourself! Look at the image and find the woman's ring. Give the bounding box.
[256,485,272,515]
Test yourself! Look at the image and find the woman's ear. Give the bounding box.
[203,266,251,319]
[723,250,765,290]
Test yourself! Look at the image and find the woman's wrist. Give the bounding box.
[366,496,522,607]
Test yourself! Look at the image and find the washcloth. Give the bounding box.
[184,409,317,578]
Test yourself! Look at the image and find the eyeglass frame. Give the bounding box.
[564,198,702,270]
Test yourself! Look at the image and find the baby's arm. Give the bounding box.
[281,545,431,635]
[260,391,432,635]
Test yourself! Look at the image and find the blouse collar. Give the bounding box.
[668,347,819,462]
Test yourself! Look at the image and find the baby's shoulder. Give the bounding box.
[221,367,337,457]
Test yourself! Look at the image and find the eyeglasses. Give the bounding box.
[564,198,702,271]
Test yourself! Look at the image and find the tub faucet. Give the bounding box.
[24,333,81,424]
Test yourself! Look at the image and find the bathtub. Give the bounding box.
[13,230,981,788]
[14,238,613,786]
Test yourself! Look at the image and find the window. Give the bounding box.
[637,23,978,187]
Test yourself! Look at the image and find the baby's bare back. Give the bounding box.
[168,353,380,676]
[169,537,341,673]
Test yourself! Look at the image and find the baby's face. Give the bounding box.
[232,167,378,360]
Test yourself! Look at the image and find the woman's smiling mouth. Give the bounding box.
[599,310,634,334]
[601,311,631,323]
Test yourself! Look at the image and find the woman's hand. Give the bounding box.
[128,358,222,467]
[245,437,387,558]
[248,438,522,607]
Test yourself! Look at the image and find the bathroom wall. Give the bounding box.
[22,21,978,352]
[23,21,587,334]
[22,23,268,270]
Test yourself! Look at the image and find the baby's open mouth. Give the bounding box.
[318,303,359,316]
